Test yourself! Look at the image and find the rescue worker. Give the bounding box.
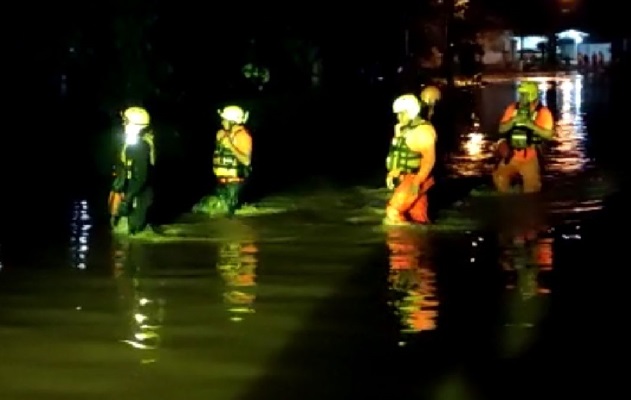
[385,94,437,225]
[493,81,554,193]
[213,105,253,216]
[116,106,156,236]
[419,85,441,120]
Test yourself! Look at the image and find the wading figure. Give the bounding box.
[384,94,437,225]
[494,81,554,193]
[110,106,156,236]
[213,105,253,216]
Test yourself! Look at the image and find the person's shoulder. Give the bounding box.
[417,121,436,136]
[235,126,252,139]
[537,105,554,117]
[410,122,436,145]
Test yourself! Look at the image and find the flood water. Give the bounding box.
[0,74,624,399]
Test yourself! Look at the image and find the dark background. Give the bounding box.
[0,0,627,224]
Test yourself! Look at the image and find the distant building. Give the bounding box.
[476,29,609,69]
[476,30,514,69]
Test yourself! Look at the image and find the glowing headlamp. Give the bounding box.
[125,124,143,145]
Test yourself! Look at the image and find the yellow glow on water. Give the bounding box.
[449,120,495,177]
[217,227,259,323]
[547,76,589,175]
[386,228,438,341]
[463,132,485,157]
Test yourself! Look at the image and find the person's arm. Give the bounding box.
[387,124,403,177]
[222,129,252,166]
[126,143,150,198]
[394,123,402,137]
[216,129,226,143]
[498,104,517,134]
[407,124,436,186]
[112,161,126,192]
[526,107,555,140]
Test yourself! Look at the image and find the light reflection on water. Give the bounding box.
[448,115,495,176]
[500,231,553,300]
[217,228,259,323]
[114,241,165,364]
[69,200,91,270]
[497,227,553,358]
[465,200,556,359]
[385,228,438,343]
[447,74,591,179]
[544,76,590,176]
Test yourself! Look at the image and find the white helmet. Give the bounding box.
[218,105,248,124]
[122,106,150,125]
[392,94,421,118]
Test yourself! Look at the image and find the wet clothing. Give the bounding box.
[213,126,252,215]
[493,102,553,193]
[387,175,435,223]
[217,181,243,215]
[385,119,436,224]
[493,151,542,193]
[127,187,154,234]
[120,138,155,233]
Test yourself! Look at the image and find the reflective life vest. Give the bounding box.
[506,102,543,149]
[386,120,428,173]
[213,127,251,179]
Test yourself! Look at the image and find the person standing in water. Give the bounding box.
[384,94,437,225]
[213,105,253,216]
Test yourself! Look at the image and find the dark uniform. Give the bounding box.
[120,134,154,234]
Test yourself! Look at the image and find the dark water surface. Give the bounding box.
[0,74,624,399]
